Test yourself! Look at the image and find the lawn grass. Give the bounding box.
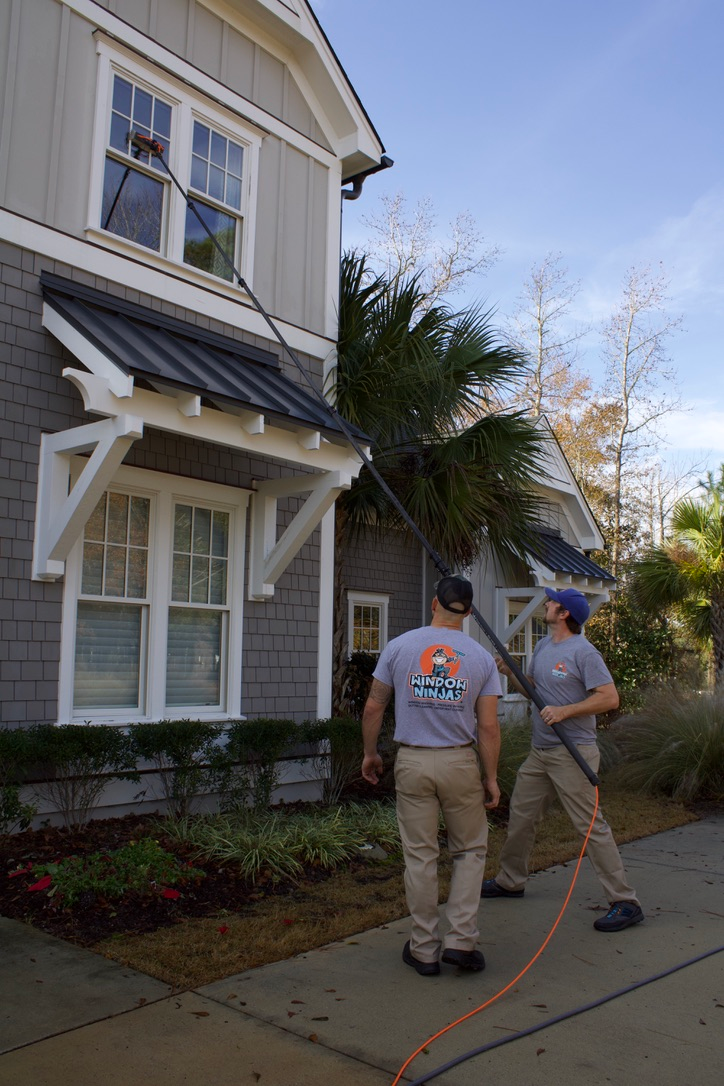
[94,788,698,989]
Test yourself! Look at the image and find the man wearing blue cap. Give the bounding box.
[483,587,644,933]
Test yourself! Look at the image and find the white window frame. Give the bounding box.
[347,591,389,658]
[87,38,261,290]
[504,601,547,695]
[58,463,250,725]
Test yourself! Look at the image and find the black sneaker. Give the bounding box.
[441,947,486,971]
[481,878,525,898]
[593,901,644,932]
[402,940,440,976]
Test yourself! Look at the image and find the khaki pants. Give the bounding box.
[395,745,488,962]
[496,744,640,906]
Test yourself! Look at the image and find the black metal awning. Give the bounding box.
[40,272,369,444]
[527,529,615,582]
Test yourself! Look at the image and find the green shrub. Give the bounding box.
[611,686,724,801]
[28,724,139,828]
[223,719,298,810]
[0,728,39,834]
[32,838,204,906]
[299,717,361,805]
[129,720,224,818]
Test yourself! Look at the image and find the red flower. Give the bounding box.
[9,863,33,879]
[162,888,181,899]
[217,925,229,935]
[282,918,294,926]
[27,875,52,892]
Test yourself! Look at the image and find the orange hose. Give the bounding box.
[391,786,600,1085]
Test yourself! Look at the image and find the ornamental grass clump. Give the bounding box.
[611,686,724,802]
[30,838,205,906]
[163,801,401,882]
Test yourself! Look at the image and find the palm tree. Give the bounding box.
[631,484,724,689]
[328,252,548,708]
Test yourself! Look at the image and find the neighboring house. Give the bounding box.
[340,420,615,719]
[0,0,389,813]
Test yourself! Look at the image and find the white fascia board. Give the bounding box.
[42,302,133,398]
[205,0,384,162]
[62,368,364,476]
[2,210,333,362]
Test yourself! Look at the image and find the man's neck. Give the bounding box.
[430,613,464,631]
[549,622,575,644]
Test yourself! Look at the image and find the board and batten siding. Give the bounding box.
[0,0,336,336]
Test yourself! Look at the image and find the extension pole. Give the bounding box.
[132,132,598,787]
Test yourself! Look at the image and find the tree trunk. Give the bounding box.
[709,593,724,691]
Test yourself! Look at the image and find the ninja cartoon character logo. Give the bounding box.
[409,644,469,702]
[430,646,459,679]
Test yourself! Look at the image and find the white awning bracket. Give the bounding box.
[249,471,351,599]
[32,414,144,581]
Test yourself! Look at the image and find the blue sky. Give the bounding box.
[315,0,724,473]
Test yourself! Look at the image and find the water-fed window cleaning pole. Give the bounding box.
[125,131,599,787]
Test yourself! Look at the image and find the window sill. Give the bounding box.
[85,227,251,302]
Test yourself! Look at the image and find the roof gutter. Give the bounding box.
[341,155,394,201]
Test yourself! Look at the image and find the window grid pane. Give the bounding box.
[109,74,171,171]
[81,492,149,600]
[188,119,243,210]
[172,504,229,605]
[353,604,382,654]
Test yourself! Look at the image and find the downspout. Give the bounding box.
[340,154,394,201]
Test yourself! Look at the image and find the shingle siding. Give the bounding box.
[0,240,322,726]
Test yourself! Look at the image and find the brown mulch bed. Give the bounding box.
[0,813,308,948]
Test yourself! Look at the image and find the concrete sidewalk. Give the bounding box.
[1,816,723,1086]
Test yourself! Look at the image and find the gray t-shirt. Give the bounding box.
[529,634,614,748]
[373,625,501,747]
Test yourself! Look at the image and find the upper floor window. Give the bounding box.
[92,44,260,287]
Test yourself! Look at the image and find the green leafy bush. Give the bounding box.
[610,686,724,801]
[28,724,139,828]
[0,728,39,834]
[32,838,204,906]
[129,720,224,818]
[299,717,361,805]
[222,719,298,810]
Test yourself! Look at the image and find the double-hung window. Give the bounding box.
[348,592,389,657]
[61,465,248,724]
[92,42,259,286]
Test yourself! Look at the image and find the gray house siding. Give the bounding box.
[0,240,323,727]
[340,527,424,652]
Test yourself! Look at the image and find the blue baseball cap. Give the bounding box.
[544,587,590,625]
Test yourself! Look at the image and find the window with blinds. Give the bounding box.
[74,492,150,712]
[348,592,389,658]
[72,491,233,715]
[166,504,230,708]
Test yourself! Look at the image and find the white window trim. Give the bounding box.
[503,601,546,697]
[347,591,389,658]
[58,462,250,726]
[88,38,261,290]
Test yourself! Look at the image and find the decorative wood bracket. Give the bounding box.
[32,414,144,581]
[248,471,351,599]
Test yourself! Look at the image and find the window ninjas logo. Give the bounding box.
[408,673,469,701]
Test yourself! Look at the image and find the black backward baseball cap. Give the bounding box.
[436,575,473,614]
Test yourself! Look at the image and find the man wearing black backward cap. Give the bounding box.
[361,576,502,975]
[484,587,644,933]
